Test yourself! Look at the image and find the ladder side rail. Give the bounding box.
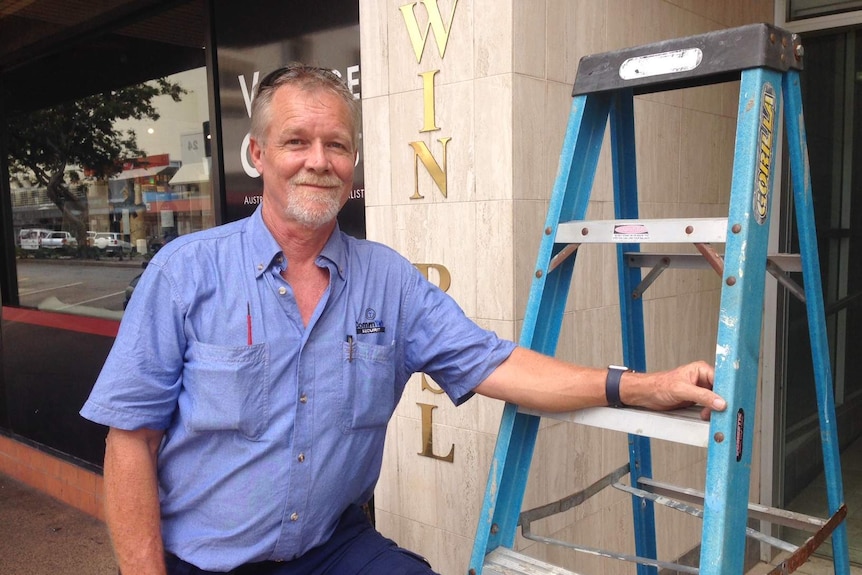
[782,69,850,575]
[524,93,615,354]
[699,66,784,575]
[469,92,614,575]
[610,89,658,575]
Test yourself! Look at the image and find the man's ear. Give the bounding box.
[249,137,264,173]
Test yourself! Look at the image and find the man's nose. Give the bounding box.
[305,141,331,171]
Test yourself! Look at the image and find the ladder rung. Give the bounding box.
[556,218,727,244]
[638,477,829,532]
[483,547,584,575]
[519,406,709,447]
[627,252,802,273]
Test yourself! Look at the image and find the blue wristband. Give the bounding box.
[606,365,630,408]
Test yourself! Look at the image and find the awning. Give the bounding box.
[169,160,211,186]
[111,166,170,180]
[149,197,213,213]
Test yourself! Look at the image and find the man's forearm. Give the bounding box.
[104,427,166,575]
[474,347,608,411]
[474,346,725,417]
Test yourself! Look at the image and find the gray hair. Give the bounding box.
[250,63,360,148]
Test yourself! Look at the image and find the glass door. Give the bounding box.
[777,27,862,560]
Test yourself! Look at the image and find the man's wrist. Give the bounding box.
[606,365,633,408]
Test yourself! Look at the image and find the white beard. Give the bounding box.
[282,177,346,228]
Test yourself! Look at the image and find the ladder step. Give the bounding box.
[556,218,728,244]
[572,23,801,96]
[483,547,584,575]
[519,406,709,447]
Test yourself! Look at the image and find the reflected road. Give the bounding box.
[15,259,146,314]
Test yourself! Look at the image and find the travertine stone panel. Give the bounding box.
[359,96,392,209]
[474,0,512,77]
[358,1,389,99]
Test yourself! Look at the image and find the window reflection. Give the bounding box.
[9,67,212,319]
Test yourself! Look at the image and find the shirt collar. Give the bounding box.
[246,205,348,281]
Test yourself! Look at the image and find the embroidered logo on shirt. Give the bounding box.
[356,308,385,334]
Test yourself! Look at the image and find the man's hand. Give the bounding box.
[621,360,726,420]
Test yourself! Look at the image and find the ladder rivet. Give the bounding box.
[536,270,543,278]
[491,523,499,534]
[726,276,736,286]
[732,223,742,234]
[715,432,725,443]
[545,227,553,235]
[769,32,776,44]
[685,226,694,234]
[469,570,477,575]
[581,227,589,236]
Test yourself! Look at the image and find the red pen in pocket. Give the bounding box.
[247,302,253,345]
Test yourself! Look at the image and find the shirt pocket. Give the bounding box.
[341,339,396,432]
[182,341,269,439]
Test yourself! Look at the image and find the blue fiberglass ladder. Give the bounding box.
[469,24,849,575]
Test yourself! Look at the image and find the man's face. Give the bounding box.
[251,85,356,229]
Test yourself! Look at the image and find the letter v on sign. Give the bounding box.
[239,71,260,118]
[399,0,459,64]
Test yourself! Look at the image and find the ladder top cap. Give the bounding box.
[573,23,802,96]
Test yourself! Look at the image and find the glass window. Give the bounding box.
[7,68,212,319]
[787,0,862,20]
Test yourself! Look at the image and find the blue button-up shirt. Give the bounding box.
[80,206,515,571]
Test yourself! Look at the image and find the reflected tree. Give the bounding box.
[6,79,186,252]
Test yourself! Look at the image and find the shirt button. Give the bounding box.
[257,263,264,271]
[299,394,308,404]
[297,453,305,463]
[290,512,299,521]
[278,286,287,295]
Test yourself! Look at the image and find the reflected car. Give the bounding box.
[92,232,133,257]
[19,228,53,250]
[41,231,78,249]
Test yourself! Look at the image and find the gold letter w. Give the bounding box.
[399,0,459,63]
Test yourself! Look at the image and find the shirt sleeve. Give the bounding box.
[79,260,187,431]
[400,265,516,405]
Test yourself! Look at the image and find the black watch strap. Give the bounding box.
[606,365,630,408]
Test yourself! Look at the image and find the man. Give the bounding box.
[81,64,725,575]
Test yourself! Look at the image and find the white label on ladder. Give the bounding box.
[619,48,703,80]
[613,223,650,241]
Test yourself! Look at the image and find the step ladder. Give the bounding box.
[469,23,850,575]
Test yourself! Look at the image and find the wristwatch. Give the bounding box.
[606,365,632,408]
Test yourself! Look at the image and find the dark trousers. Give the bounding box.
[164,505,439,575]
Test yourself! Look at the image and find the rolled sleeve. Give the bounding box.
[402,269,517,404]
[80,261,186,431]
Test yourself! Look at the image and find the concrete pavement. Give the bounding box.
[0,473,117,575]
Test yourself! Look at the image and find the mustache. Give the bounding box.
[290,175,343,188]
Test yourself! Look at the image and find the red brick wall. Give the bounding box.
[0,435,104,521]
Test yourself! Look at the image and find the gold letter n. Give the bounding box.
[409,138,450,199]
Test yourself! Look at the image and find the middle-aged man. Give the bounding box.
[81,64,725,575]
